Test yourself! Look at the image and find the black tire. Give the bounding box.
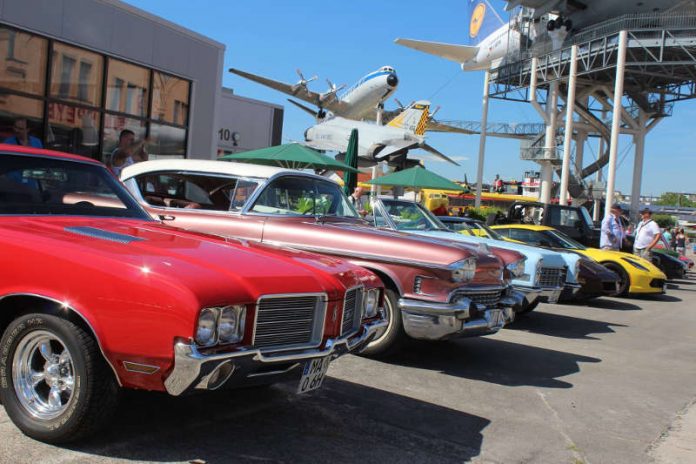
[602,262,630,296]
[0,313,120,444]
[358,289,405,358]
[518,299,540,315]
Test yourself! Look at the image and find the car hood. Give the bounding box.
[579,248,666,277]
[0,217,359,303]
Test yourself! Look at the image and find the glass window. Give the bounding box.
[102,114,146,162]
[252,176,358,217]
[148,123,186,158]
[152,72,190,126]
[50,43,103,106]
[106,58,149,116]
[47,103,100,158]
[134,172,258,211]
[0,94,44,147]
[0,154,150,218]
[508,228,543,245]
[0,28,48,95]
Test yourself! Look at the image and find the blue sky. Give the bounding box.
[127,0,696,196]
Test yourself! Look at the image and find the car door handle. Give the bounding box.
[159,214,176,221]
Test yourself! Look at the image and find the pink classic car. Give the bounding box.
[0,145,385,443]
[122,160,526,357]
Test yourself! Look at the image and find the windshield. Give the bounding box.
[251,175,359,218]
[579,206,594,228]
[450,220,504,240]
[546,229,586,250]
[0,154,150,219]
[379,199,447,231]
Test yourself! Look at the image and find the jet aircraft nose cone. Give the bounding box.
[387,73,399,88]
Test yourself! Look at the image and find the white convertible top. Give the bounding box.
[120,159,291,181]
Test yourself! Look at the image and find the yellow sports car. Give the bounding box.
[491,224,666,296]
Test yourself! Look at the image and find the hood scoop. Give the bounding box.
[65,226,145,244]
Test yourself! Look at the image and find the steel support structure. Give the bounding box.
[559,45,579,205]
[604,30,628,215]
[475,71,490,209]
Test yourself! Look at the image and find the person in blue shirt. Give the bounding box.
[600,203,626,250]
[4,118,43,148]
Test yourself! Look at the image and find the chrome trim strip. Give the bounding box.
[122,361,160,375]
[246,363,301,378]
[0,293,122,387]
[261,240,460,271]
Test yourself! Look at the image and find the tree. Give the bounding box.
[654,192,695,207]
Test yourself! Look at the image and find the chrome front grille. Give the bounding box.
[453,290,503,307]
[253,295,325,350]
[341,287,364,336]
[538,267,566,289]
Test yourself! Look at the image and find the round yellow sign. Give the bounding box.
[469,2,486,39]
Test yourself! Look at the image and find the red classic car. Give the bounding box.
[0,145,386,443]
[121,160,526,357]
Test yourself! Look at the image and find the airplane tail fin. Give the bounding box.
[467,0,505,45]
[387,101,430,136]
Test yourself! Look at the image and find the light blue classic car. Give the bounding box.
[370,198,582,313]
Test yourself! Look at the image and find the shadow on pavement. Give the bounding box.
[66,378,489,463]
[634,294,683,303]
[389,337,600,389]
[583,298,643,311]
[508,311,627,340]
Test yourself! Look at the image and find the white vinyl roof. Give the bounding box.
[120,159,292,181]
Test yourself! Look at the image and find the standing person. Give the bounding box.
[676,228,687,256]
[106,129,149,167]
[4,118,43,148]
[670,228,679,251]
[600,203,625,250]
[663,228,673,247]
[633,208,661,260]
[348,186,368,216]
[494,174,504,193]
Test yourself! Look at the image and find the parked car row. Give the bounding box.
[0,146,676,444]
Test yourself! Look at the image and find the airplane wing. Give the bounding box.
[304,139,348,153]
[394,39,478,64]
[229,68,324,106]
[419,143,461,166]
[426,119,478,135]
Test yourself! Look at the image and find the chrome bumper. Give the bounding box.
[164,318,387,396]
[397,290,525,341]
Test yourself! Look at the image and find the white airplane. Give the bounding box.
[396,0,690,71]
[229,66,399,120]
[304,101,460,166]
[395,0,520,71]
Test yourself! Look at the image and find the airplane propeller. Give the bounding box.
[291,69,318,94]
[320,79,346,104]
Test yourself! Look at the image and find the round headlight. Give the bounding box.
[364,289,379,318]
[195,308,218,346]
[219,305,246,344]
[506,258,527,279]
[451,257,477,282]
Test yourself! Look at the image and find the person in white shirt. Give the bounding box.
[600,203,625,250]
[634,208,661,260]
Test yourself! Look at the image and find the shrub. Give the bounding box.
[652,214,676,229]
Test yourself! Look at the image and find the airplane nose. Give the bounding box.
[387,73,398,88]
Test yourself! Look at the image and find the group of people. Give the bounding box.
[664,227,689,256]
[2,119,147,176]
[601,203,690,259]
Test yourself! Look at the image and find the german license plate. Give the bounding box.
[297,357,331,394]
[488,309,505,327]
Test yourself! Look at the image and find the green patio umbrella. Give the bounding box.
[220,143,358,173]
[342,129,359,196]
[366,166,465,191]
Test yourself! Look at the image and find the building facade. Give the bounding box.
[216,88,283,155]
[0,0,280,164]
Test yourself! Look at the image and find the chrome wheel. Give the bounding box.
[12,330,75,420]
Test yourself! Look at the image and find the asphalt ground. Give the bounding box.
[1,275,695,464]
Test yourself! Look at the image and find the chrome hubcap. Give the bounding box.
[372,295,394,345]
[12,331,75,420]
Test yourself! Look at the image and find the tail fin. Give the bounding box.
[467,0,504,45]
[387,101,430,136]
